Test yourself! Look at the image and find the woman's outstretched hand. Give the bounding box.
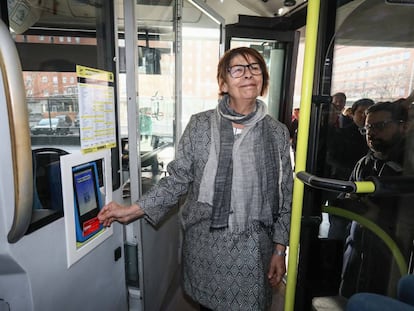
[98,202,144,227]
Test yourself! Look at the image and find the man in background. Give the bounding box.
[330,92,352,128]
[327,98,374,240]
[340,101,410,297]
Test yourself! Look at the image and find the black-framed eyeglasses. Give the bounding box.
[358,120,403,135]
[227,63,262,78]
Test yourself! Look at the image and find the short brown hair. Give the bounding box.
[217,47,269,97]
[351,98,374,114]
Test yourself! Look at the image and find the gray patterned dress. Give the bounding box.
[137,109,293,310]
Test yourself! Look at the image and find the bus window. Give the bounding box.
[117,0,176,199]
[7,0,119,232]
[180,0,223,133]
[311,0,414,305]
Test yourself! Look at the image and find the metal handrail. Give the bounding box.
[323,206,408,276]
[296,171,357,193]
[0,20,33,243]
[297,171,414,196]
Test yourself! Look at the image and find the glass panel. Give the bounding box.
[7,0,117,230]
[137,1,175,193]
[118,1,177,199]
[21,34,85,147]
[181,0,222,132]
[319,0,414,300]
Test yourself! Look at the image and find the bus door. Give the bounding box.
[0,1,127,310]
[225,20,302,126]
[120,0,181,309]
[287,1,414,310]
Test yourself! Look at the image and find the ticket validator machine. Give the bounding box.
[60,149,113,267]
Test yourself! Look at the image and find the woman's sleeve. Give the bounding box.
[136,116,196,226]
[273,125,294,246]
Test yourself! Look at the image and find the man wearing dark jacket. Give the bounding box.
[340,101,411,298]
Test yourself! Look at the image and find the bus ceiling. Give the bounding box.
[6,0,307,35]
[335,0,414,48]
[6,0,414,48]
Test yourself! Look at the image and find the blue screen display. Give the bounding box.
[73,167,98,216]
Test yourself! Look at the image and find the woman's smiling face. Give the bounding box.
[220,54,263,103]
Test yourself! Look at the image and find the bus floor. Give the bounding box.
[155,264,286,311]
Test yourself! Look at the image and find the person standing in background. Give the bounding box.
[326,98,374,240]
[290,107,300,156]
[330,92,351,128]
[340,101,410,297]
[327,98,374,181]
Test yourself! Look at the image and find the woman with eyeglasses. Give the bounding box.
[98,47,293,310]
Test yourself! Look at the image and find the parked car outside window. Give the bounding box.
[31,117,70,135]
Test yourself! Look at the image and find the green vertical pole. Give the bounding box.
[284,0,321,310]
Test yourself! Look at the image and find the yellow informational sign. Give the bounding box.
[76,65,116,154]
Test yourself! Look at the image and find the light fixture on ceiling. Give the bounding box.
[284,0,296,6]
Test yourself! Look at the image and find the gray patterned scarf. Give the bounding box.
[198,95,280,231]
